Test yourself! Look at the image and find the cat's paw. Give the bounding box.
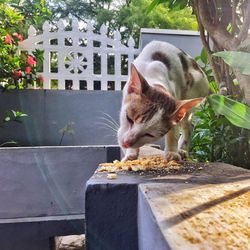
[178,149,188,160]
[165,151,182,162]
[121,154,138,162]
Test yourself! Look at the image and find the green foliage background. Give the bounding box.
[190,49,250,169]
[15,0,197,45]
[95,0,197,44]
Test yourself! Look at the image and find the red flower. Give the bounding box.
[27,55,36,66]
[12,70,22,79]
[13,32,23,42]
[24,66,31,74]
[4,34,12,44]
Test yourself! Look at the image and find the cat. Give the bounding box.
[117,41,209,161]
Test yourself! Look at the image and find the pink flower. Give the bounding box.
[27,55,36,66]
[12,70,22,79]
[24,66,31,74]
[4,34,12,44]
[13,32,23,42]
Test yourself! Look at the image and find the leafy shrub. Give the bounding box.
[0,110,28,146]
[0,2,43,89]
[189,49,250,168]
[190,100,250,168]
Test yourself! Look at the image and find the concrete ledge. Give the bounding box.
[0,145,120,250]
[0,215,85,250]
[138,179,250,249]
[85,157,250,250]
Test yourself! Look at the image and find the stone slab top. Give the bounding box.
[89,145,250,187]
[88,160,250,187]
[139,179,250,250]
[86,146,250,250]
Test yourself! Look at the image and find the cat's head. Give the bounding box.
[117,64,203,149]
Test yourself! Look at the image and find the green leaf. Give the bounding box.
[147,0,167,14]
[194,55,201,61]
[3,111,14,122]
[0,140,17,147]
[169,0,188,10]
[3,110,27,123]
[200,47,207,64]
[14,110,28,117]
[208,94,250,130]
[213,51,250,75]
[208,81,219,94]
[4,116,10,122]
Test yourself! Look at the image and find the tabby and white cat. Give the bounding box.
[117,41,209,161]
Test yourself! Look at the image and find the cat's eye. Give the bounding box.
[126,114,134,125]
[144,133,154,138]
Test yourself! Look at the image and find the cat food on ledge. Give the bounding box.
[97,156,181,173]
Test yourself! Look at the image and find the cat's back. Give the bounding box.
[135,41,180,61]
[134,41,185,78]
[133,41,185,92]
[132,40,209,99]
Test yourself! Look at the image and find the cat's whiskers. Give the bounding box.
[95,121,118,133]
[98,116,119,130]
[100,112,119,127]
[96,112,120,135]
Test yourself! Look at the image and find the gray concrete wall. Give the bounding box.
[0,145,120,250]
[0,90,122,146]
[0,146,119,219]
[140,28,203,57]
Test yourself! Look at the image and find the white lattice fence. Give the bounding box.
[19,18,140,90]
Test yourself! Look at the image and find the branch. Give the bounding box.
[197,0,234,50]
[232,0,237,36]
[233,0,250,48]
[194,0,221,84]
[212,0,218,24]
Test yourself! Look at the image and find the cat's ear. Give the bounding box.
[171,97,204,124]
[128,63,149,95]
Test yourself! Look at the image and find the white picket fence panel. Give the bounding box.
[19,18,140,90]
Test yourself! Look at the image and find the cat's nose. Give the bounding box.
[122,140,130,148]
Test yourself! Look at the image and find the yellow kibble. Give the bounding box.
[97,155,181,173]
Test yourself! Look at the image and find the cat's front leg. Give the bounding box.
[122,147,139,161]
[178,114,192,159]
[165,126,182,161]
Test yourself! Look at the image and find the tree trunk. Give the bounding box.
[194,0,250,105]
[234,72,250,105]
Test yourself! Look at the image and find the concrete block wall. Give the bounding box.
[0,145,120,250]
[0,90,122,147]
[85,163,250,250]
